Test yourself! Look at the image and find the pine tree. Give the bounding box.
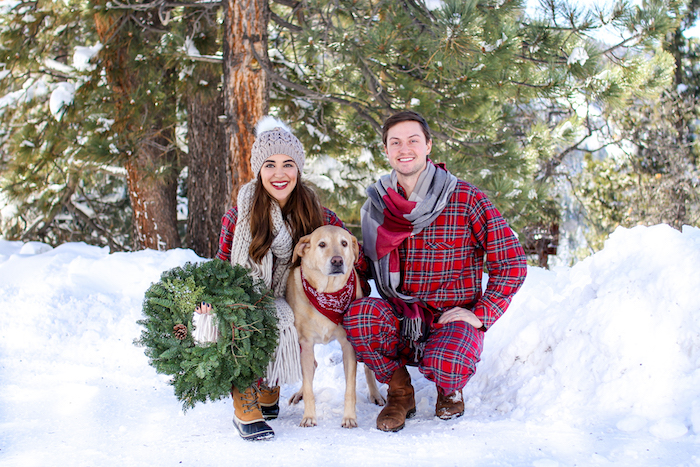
[0,0,183,250]
[92,0,181,250]
[220,0,272,205]
[181,5,229,258]
[667,0,700,95]
[263,0,679,259]
[0,1,220,251]
[263,0,560,236]
[577,93,698,236]
[564,0,699,252]
[0,0,133,249]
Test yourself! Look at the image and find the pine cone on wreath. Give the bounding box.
[173,323,188,340]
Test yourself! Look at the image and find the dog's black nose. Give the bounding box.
[331,256,344,268]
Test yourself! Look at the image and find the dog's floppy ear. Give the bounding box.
[293,234,312,263]
[351,235,360,263]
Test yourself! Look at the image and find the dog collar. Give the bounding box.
[300,267,357,325]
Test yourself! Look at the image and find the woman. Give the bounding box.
[205,118,367,441]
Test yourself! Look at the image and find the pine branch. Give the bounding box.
[36,67,75,81]
[272,0,301,8]
[183,53,222,63]
[28,174,79,241]
[260,48,496,152]
[105,0,205,12]
[67,188,127,252]
[106,0,165,11]
[596,34,645,58]
[541,129,630,181]
[358,56,393,109]
[252,48,384,134]
[128,12,170,34]
[509,79,558,89]
[513,53,567,65]
[270,11,302,32]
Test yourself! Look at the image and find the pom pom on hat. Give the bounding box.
[251,116,305,177]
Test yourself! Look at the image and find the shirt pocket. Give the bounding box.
[402,225,474,295]
[426,241,454,250]
[425,234,475,284]
[407,240,461,292]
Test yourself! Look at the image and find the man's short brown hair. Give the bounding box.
[382,110,432,146]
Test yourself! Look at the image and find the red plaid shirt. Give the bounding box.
[395,179,527,329]
[216,206,370,295]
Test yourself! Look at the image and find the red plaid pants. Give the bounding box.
[344,297,484,394]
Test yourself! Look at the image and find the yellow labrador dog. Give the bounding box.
[287,225,385,428]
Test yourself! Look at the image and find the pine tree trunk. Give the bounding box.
[94,7,181,251]
[125,147,180,251]
[222,0,271,205]
[185,18,228,258]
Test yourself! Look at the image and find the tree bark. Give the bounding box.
[222,0,271,205]
[94,6,181,251]
[185,12,228,258]
[125,146,180,251]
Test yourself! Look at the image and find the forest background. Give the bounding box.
[1,0,698,267]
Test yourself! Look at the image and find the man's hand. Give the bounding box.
[437,307,483,329]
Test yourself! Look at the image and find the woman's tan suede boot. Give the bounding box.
[232,385,274,441]
[376,366,416,432]
[257,382,280,420]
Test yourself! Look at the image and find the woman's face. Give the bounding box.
[259,154,299,208]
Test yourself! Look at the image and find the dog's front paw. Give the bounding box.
[288,391,303,405]
[299,416,317,427]
[341,417,358,429]
[368,392,386,407]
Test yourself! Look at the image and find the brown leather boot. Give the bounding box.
[232,385,274,440]
[376,366,416,432]
[435,387,464,420]
[257,382,280,420]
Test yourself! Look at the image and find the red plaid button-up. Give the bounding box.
[395,179,527,329]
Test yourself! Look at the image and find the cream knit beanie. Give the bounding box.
[251,116,305,177]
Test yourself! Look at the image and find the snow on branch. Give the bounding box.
[105,0,220,11]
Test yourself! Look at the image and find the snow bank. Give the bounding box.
[1,225,699,466]
[471,225,700,439]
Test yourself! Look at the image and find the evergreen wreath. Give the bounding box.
[135,259,279,411]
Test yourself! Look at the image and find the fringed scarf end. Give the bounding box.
[265,323,302,386]
[401,316,428,363]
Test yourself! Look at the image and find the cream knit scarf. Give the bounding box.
[229,180,302,386]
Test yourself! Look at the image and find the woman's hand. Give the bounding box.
[437,307,483,329]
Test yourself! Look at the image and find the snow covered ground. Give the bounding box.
[1,224,699,467]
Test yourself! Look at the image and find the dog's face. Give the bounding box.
[293,225,359,276]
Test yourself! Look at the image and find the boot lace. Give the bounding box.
[240,386,261,414]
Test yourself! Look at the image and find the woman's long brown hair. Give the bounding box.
[248,175,325,264]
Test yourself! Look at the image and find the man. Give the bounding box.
[344,110,527,432]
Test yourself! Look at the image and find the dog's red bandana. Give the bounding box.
[300,267,357,325]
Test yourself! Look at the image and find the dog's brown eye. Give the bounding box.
[341,240,348,247]
[319,242,326,248]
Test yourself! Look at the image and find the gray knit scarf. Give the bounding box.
[229,180,302,385]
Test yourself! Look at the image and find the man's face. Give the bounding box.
[384,120,431,180]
